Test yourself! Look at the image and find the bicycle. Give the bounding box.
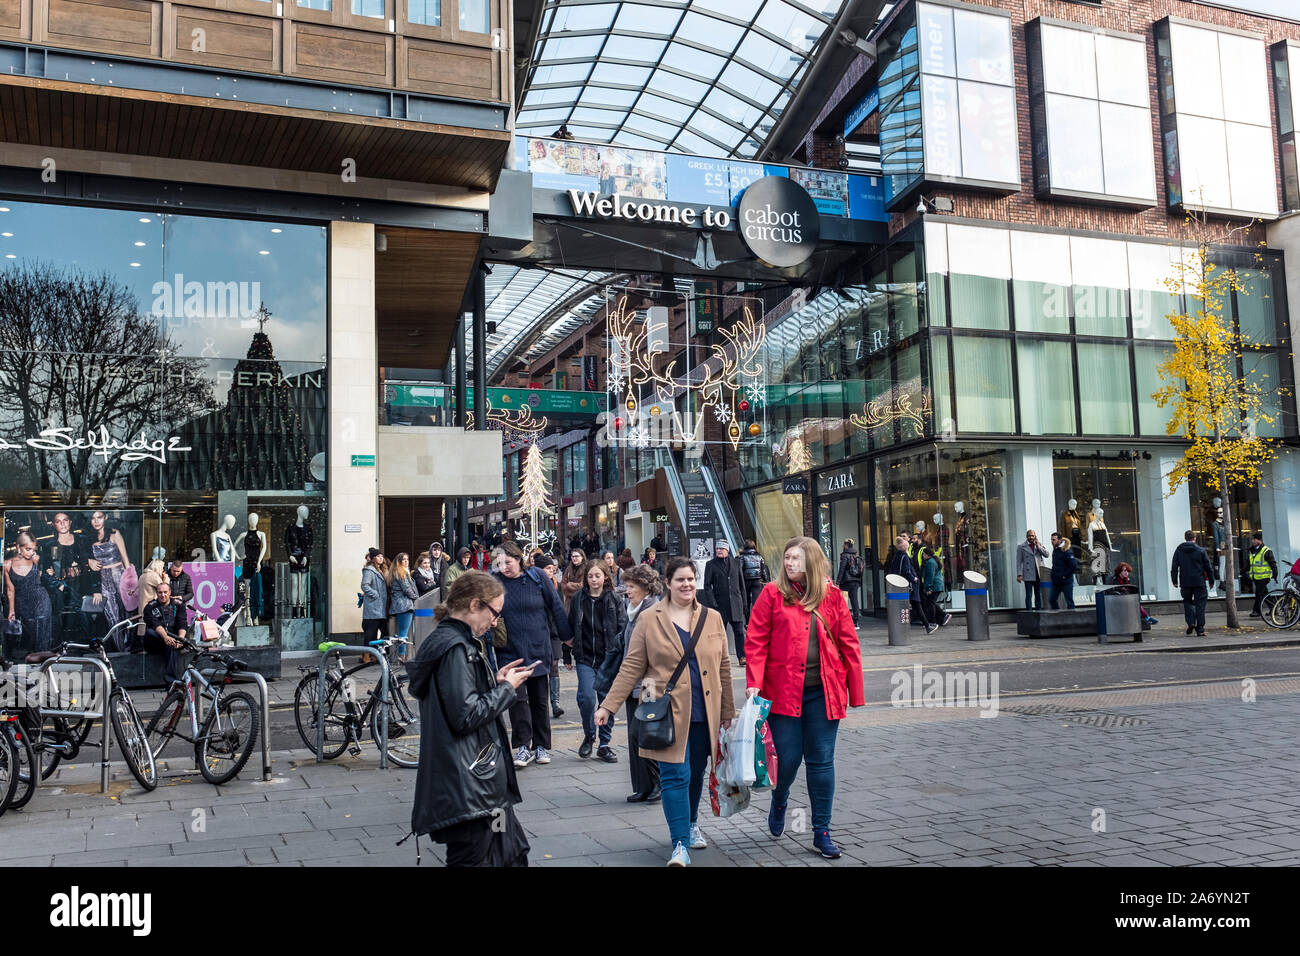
[0,658,39,812]
[1264,570,1300,629]
[0,712,15,817]
[32,628,158,791]
[293,637,420,767]
[142,637,260,785]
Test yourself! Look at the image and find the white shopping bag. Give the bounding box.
[720,695,759,788]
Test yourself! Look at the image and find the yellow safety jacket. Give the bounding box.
[1248,545,1273,580]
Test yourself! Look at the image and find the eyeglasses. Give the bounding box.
[485,602,504,623]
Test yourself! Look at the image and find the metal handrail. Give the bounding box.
[315,644,391,770]
[36,656,114,793]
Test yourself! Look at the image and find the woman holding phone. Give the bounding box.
[408,571,535,867]
[597,556,736,867]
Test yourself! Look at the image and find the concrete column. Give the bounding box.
[328,221,378,637]
[1007,445,1056,543]
[1136,453,1189,602]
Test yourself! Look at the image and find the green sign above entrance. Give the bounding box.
[384,384,605,416]
[351,455,376,467]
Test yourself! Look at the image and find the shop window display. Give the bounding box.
[1052,452,1142,601]
[1188,476,1262,595]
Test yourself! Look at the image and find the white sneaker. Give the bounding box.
[513,746,535,768]
[667,841,691,867]
[534,747,551,765]
[689,823,707,850]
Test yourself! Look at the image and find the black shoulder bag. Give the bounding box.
[634,608,707,751]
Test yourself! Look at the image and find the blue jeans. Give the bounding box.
[1049,579,1075,609]
[659,721,710,848]
[394,610,413,638]
[575,663,612,746]
[769,685,840,832]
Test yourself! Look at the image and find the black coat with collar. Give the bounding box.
[703,555,746,621]
[408,617,521,837]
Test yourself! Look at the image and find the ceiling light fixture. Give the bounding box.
[258,250,270,255]
[138,217,151,223]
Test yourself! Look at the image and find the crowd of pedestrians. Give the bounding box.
[405,532,866,868]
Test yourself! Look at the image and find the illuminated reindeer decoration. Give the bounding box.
[607,295,765,449]
[465,395,548,442]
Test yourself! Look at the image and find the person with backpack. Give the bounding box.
[836,539,865,626]
[740,539,771,616]
[493,541,572,769]
[567,560,628,762]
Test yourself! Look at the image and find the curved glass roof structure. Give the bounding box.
[517,0,846,159]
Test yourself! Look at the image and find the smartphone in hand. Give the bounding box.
[528,660,544,672]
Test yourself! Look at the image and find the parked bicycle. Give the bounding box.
[1263,566,1300,629]
[142,637,260,785]
[0,657,39,813]
[293,637,420,767]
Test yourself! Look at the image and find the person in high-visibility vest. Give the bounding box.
[1248,532,1278,618]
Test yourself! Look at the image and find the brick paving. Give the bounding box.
[5,671,1300,866]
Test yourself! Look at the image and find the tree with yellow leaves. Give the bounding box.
[1153,229,1283,629]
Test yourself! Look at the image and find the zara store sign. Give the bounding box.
[566,175,821,268]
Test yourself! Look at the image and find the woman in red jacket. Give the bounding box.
[746,536,865,859]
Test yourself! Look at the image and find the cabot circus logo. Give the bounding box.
[735,177,820,268]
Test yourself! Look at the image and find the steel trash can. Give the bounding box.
[885,573,911,646]
[1095,584,1143,644]
[963,571,989,641]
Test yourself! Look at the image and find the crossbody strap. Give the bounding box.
[664,606,708,693]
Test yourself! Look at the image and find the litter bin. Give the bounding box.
[409,588,442,655]
[964,571,989,641]
[1096,584,1142,644]
[885,573,911,646]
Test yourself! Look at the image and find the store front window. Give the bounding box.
[0,199,327,658]
[1052,451,1142,602]
[1188,475,1262,594]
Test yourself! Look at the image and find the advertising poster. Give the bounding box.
[666,154,731,206]
[525,137,600,192]
[729,162,787,203]
[2,508,143,655]
[848,174,889,221]
[791,167,850,216]
[600,146,668,199]
[185,560,236,625]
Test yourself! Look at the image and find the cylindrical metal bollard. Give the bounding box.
[886,573,911,646]
[1039,579,1052,610]
[964,571,989,641]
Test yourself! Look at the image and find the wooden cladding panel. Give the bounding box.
[0,0,23,36]
[169,6,279,72]
[47,0,157,56]
[291,22,394,86]
[401,37,497,100]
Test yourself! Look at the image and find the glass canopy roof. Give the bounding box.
[517,0,847,159]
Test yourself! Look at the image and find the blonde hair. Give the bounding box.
[147,558,165,576]
[776,536,830,612]
[388,551,411,584]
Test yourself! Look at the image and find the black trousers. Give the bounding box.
[841,580,862,620]
[744,580,764,616]
[508,673,551,750]
[1251,582,1271,616]
[441,806,530,867]
[361,617,387,643]
[141,631,185,685]
[624,697,660,795]
[729,617,747,660]
[1180,586,1207,631]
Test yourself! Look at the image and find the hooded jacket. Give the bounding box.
[1170,541,1213,588]
[408,616,521,837]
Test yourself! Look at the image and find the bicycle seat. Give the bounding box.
[25,650,58,665]
[318,641,346,653]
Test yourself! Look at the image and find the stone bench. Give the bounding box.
[106,645,282,689]
[1016,608,1096,638]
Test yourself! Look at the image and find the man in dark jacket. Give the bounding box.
[167,558,194,617]
[1048,533,1078,609]
[1171,530,1214,635]
[1247,532,1278,618]
[494,543,572,769]
[703,540,748,663]
[836,539,865,625]
[886,535,934,632]
[408,591,532,867]
[740,539,771,616]
[142,579,187,684]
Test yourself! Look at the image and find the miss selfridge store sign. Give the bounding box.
[566,175,821,268]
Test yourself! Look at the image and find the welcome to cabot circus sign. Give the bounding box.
[566,175,821,268]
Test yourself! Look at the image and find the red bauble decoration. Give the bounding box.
[739,400,750,412]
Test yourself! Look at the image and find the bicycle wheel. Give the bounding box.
[6,721,38,811]
[109,688,158,791]
[1261,591,1285,628]
[293,671,349,759]
[0,722,17,817]
[1267,591,1300,629]
[143,689,187,761]
[197,690,259,785]
[370,672,421,768]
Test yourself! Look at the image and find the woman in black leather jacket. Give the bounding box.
[408,571,536,867]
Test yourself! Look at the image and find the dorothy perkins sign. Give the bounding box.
[565,175,821,267]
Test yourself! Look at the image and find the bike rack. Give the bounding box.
[315,644,391,770]
[150,665,274,783]
[35,656,114,794]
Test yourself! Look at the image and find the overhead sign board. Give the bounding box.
[735,176,821,268]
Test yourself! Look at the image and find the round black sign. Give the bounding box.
[735,176,821,268]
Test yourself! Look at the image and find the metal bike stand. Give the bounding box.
[190,667,274,781]
[36,656,114,794]
[315,645,390,770]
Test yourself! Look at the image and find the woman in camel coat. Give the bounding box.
[598,556,736,866]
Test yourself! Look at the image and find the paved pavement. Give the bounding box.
[6,646,1300,866]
